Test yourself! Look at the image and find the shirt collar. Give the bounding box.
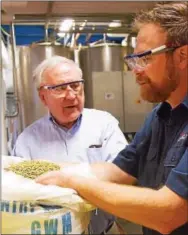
[157,94,188,119]
[156,102,171,120]
[48,113,82,135]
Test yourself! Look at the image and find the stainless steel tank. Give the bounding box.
[17,45,74,131]
[79,43,154,134]
[79,43,126,131]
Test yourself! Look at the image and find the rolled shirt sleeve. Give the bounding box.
[166,148,188,199]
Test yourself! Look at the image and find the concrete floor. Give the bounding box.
[118,218,143,234]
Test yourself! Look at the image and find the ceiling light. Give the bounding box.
[107,33,128,38]
[57,32,65,38]
[59,19,74,32]
[109,20,122,28]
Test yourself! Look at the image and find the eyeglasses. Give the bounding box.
[124,45,178,71]
[39,80,84,96]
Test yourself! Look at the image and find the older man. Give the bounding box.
[13,56,127,234]
[36,2,188,235]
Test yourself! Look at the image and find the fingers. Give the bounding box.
[35,170,74,188]
[35,171,59,184]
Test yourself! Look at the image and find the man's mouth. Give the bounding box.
[64,105,77,109]
[137,81,147,85]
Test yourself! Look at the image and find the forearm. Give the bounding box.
[60,162,137,185]
[91,162,137,185]
[67,177,187,233]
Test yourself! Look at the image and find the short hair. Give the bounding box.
[133,1,188,47]
[33,56,83,89]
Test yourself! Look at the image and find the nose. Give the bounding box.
[65,86,76,99]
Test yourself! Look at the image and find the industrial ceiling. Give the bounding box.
[1,1,156,45]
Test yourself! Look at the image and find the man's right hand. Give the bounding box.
[35,170,74,188]
[36,162,97,187]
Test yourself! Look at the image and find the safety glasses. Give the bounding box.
[39,80,84,96]
[124,45,178,71]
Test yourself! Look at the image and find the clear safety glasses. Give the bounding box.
[39,80,84,97]
[124,45,178,71]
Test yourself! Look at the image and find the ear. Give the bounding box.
[176,45,188,70]
[39,90,47,106]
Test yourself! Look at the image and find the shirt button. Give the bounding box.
[168,120,173,126]
[171,156,176,162]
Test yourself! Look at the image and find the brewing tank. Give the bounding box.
[79,43,126,131]
[79,43,153,134]
[17,45,74,131]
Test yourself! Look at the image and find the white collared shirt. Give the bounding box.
[13,108,127,164]
[12,108,128,234]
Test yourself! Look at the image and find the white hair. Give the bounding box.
[33,56,83,89]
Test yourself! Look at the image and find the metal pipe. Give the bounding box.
[13,13,132,22]
[10,21,19,116]
[10,22,18,95]
[45,23,49,42]
[56,28,131,34]
[85,33,92,45]
[103,33,107,43]
[1,26,11,37]
[9,21,122,26]
[127,33,136,55]
[70,33,76,48]
[44,1,54,42]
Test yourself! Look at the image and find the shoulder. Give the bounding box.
[82,108,118,124]
[16,115,49,141]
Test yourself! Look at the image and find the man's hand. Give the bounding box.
[35,170,73,188]
[35,163,96,188]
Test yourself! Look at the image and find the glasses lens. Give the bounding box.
[125,56,150,71]
[51,81,83,95]
[70,81,82,91]
[52,85,66,94]
[125,58,136,70]
[140,55,151,67]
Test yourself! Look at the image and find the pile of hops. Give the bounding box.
[8,160,60,179]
